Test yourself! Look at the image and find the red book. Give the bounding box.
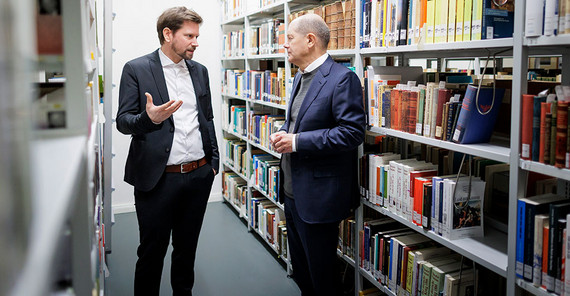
[409,91,418,133]
[556,102,569,168]
[435,89,452,139]
[391,89,401,130]
[401,90,410,132]
[539,102,551,163]
[412,177,434,226]
[521,94,535,160]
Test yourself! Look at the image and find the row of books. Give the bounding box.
[366,67,505,144]
[360,0,513,48]
[515,193,570,295]
[251,153,281,203]
[521,90,570,169]
[221,0,280,20]
[248,112,285,152]
[289,0,357,50]
[222,30,245,58]
[222,68,290,105]
[525,0,570,37]
[358,219,476,296]
[250,196,288,257]
[360,152,486,240]
[339,218,358,260]
[222,171,248,214]
[224,139,248,175]
[225,103,247,136]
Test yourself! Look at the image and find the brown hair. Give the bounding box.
[157,7,203,45]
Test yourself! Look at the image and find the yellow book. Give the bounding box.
[455,0,464,41]
[382,0,389,46]
[433,0,441,43]
[471,0,483,40]
[439,0,449,43]
[447,0,456,42]
[426,0,436,43]
[463,0,472,40]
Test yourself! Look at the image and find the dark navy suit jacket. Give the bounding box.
[280,56,365,223]
[116,49,219,192]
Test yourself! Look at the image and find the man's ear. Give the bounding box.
[163,27,172,43]
[306,33,317,48]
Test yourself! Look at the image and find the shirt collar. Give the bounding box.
[159,48,186,69]
[300,53,329,74]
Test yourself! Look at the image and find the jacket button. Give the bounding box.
[165,147,170,153]
[170,127,174,133]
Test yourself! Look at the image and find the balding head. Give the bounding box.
[289,14,330,50]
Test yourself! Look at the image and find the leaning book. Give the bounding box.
[444,176,486,240]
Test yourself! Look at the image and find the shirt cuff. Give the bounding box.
[292,133,298,152]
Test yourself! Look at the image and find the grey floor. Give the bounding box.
[106,201,301,296]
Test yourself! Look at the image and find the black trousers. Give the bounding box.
[133,163,215,296]
[284,196,343,296]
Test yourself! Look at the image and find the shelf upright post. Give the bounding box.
[562,49,570,85]
[244,12,253,233]
[509,0,527,292]
[103,0,114,254]
[62,0,89,136]
[355,0,364,293]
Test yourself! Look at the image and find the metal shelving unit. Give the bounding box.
[7,0,112,294]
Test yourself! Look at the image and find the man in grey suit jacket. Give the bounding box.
[116,7,218,296]
[270,14,365,296]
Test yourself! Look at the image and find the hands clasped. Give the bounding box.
[270,131,294,154]
[145,92,183,124]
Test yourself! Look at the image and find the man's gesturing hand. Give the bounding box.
[145,92,183,124]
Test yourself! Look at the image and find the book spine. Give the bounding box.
[516,199,526,278]
[556,102,569,168]
[534,215,546,286]
[540,102,551,163]
[551,101,558,166]
[533,96,547,161]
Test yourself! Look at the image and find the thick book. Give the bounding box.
[435,89,452,140]
[550,101,557,166]
[534,214,549,287]
[533,96,548,161]
[422,183,433,229]
[452,85,506,144]
[556,102,569,168]
[481,0,514,39]
[540,102,552,163]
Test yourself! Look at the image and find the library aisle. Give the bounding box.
[107,202,300,296]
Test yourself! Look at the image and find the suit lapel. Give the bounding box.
[293,57,334,133]
[293,73,326,133]
[149,50,169,105]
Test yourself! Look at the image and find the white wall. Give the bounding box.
[112,0,223,213]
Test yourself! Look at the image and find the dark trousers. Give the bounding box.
[133,163,215,296]
[284,196,342,296]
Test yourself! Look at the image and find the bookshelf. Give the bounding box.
[219,0,570,295]
[6,0,113,295]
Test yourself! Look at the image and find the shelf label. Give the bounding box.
[521,144,530,159]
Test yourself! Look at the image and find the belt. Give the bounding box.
[165,157,207,173]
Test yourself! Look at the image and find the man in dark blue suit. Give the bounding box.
[270,14,365,296]
[116,7,218,296]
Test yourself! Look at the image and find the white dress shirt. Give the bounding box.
[291,52,329,152]
[159,49,205,165]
